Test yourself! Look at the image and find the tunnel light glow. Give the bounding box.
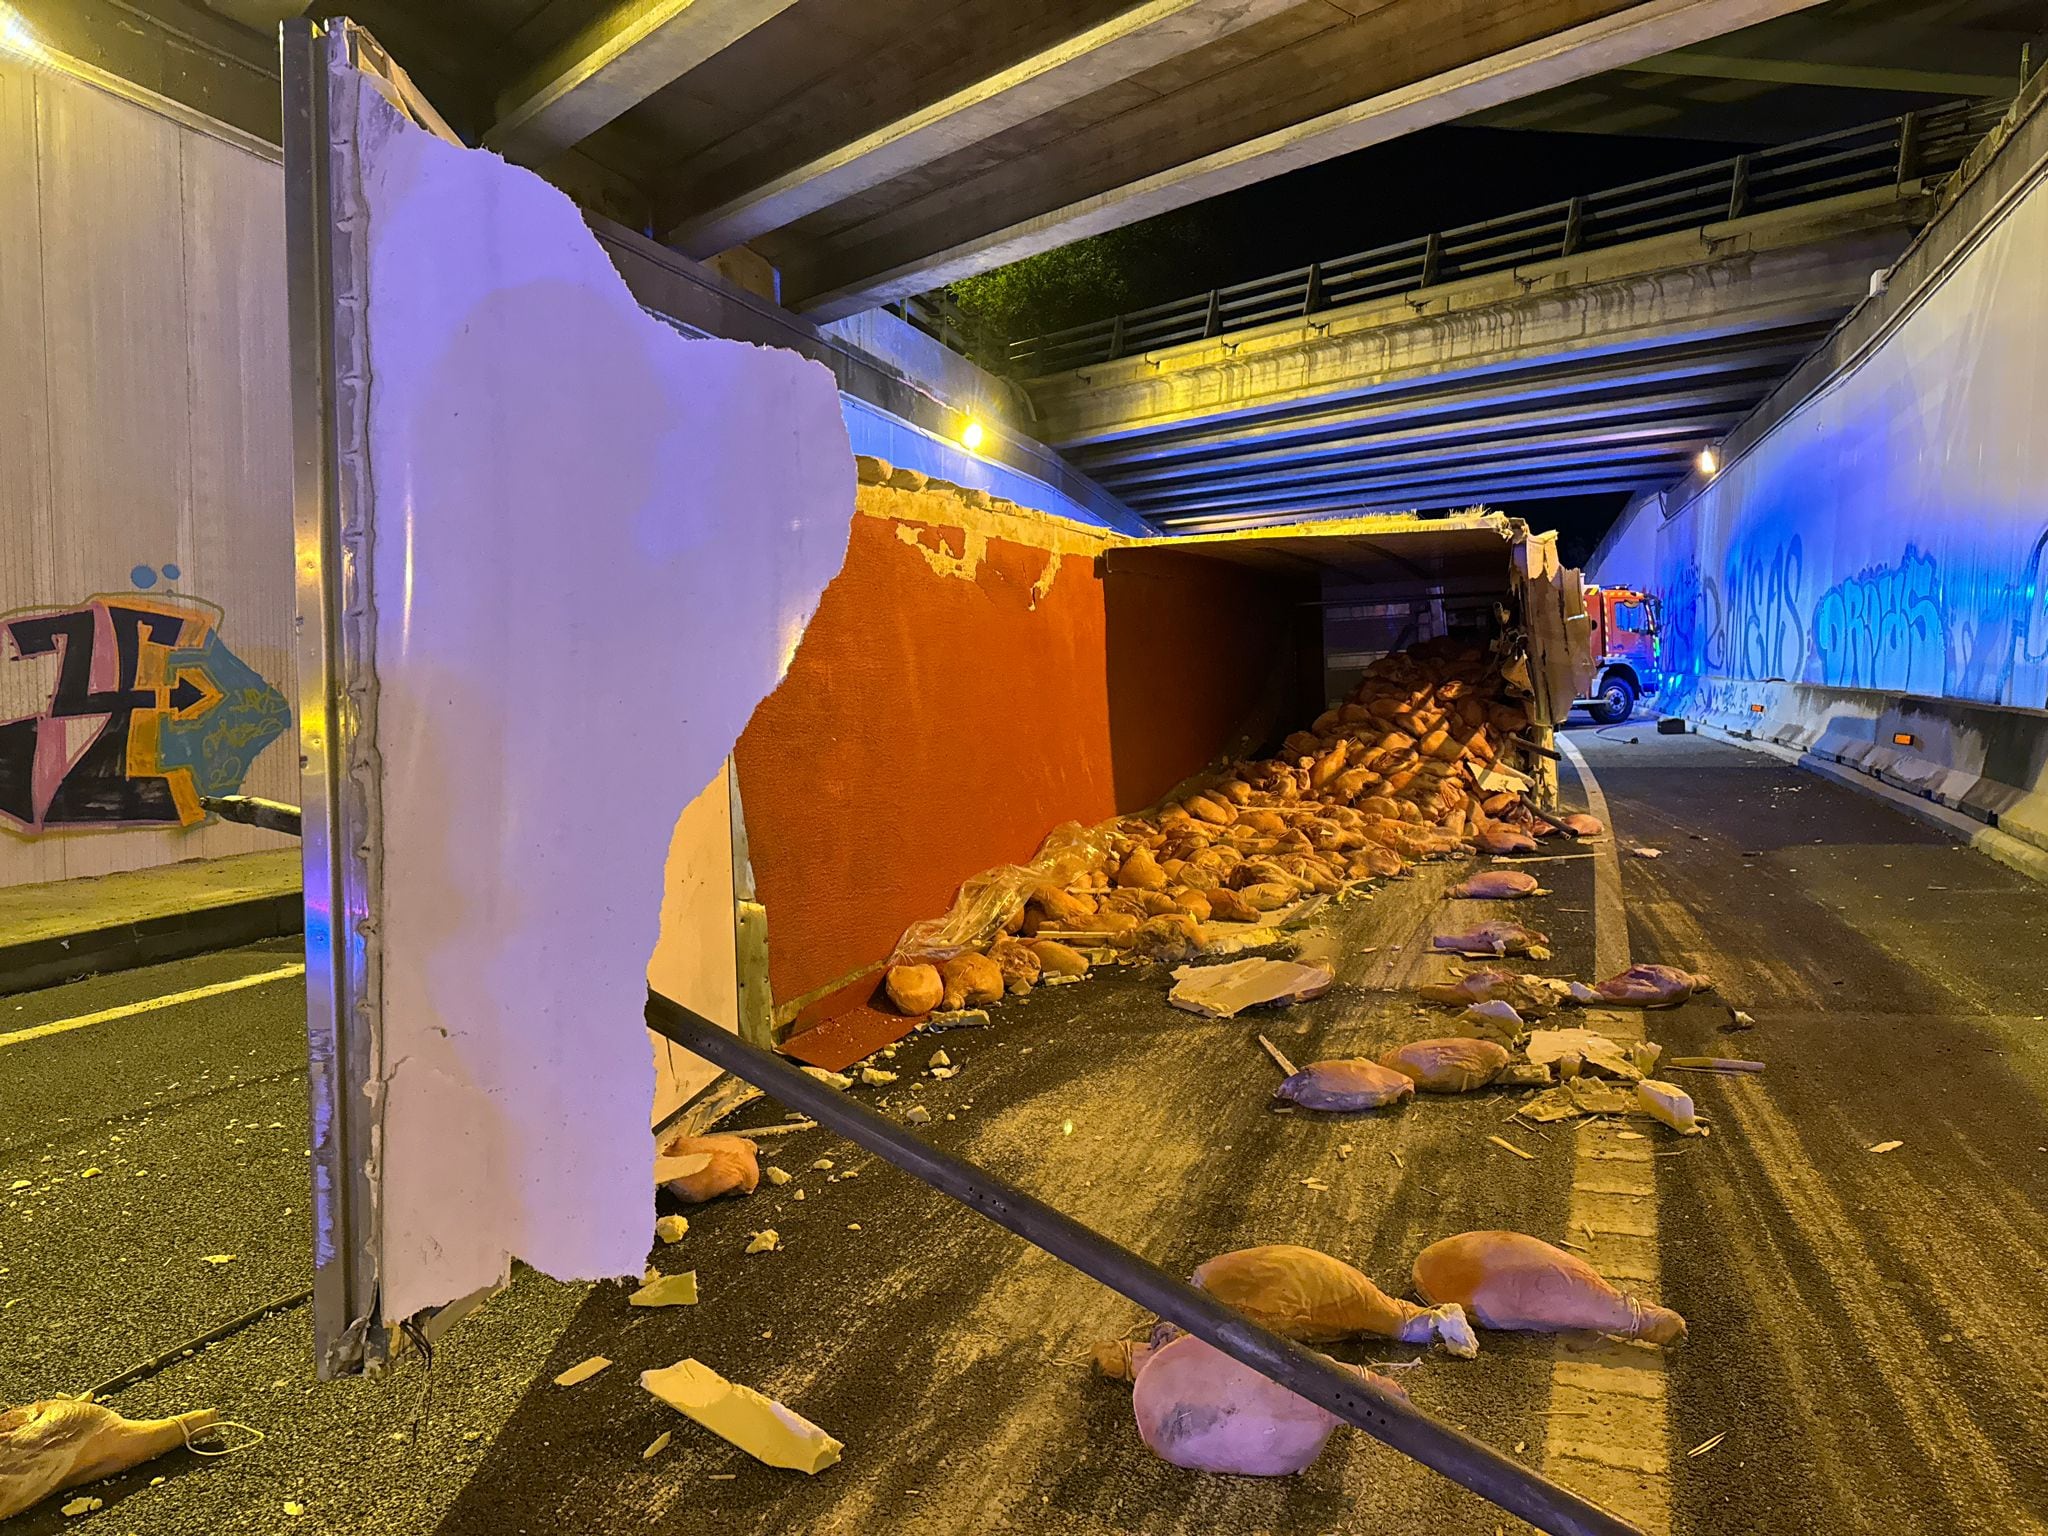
[960,419,986,452]
[0,7,39,58]
[1696,446,1719,477]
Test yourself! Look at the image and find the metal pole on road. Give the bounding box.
[645,990,1647,1536]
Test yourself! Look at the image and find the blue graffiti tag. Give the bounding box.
[1812,545,1948,694]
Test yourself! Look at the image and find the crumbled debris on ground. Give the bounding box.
[1668,1056,1764,1073]
[1632,847,1663,859]
[553,1357,611,1388]
[1461,998,1525,1033]
[1487,1135,1536,1160]
[745,1230,781,1254]
[1255,1034,1299,1075]
[920,1009,990,1031]
[1520,1077,1634,1123]
[800,1066,854,1088]
[654,1215,688,1243]
[639,1359,843,1474]
[1420,969,1577,1014]
[643,1431,672,1460]
[629,1272,700,1307]
[1869,1140,1905,1154]
[859,1067,899,1086]
[1637,1079,1707,1135]
[1524,1027,1640,1080]
[764,1167,793,1185]
[904,1106,931,1125]
[1722,1009,1758,1032]
[1167,957,1334,1018]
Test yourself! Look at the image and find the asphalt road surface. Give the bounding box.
[2,725,2043,1535]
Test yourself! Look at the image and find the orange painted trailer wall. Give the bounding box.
[733,473,1303,1025]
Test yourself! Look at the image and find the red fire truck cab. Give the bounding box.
[1577,585,1662,724]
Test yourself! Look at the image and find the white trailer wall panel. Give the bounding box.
[0,56,296,886]
[1654,144,2048,720]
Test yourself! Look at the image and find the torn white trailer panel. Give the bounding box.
[304,33,852,1330]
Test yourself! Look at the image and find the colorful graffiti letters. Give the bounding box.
[0,593,289,835]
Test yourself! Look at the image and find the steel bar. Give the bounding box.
[645,989,1645,1536]
[283,15,388,1378]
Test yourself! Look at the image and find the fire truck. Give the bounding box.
[1577,585,1662,723]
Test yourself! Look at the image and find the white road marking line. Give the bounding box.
[0,963,306,1049]
[1556,732,1629,980]
[1544,737,1672,1536]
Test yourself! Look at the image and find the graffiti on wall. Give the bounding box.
[1657,538,1806,712]
[0,583,289,835]
[1657,524,2048,717]
[1812,545,1948,694]
[1721,536,1806,684]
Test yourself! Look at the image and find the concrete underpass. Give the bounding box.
[2,2,2046,1534]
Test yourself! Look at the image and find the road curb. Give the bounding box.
[0,892,304,996]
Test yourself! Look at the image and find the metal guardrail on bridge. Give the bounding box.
[999,98,2009,380]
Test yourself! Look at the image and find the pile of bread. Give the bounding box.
[885,637,1551,1018]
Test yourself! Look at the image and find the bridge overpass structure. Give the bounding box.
[1016,101,2002,530]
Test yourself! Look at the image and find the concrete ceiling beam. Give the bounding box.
[1088,390,1756,490]
[665,0,1302,259]
[1114,414,1737,507]
[485,0,799,166]
[1032,225,1910,449]
[1618,48,2017,97]
[783,0,1836,318]
[1064,333,1829,467]
[1152,463,1679,527]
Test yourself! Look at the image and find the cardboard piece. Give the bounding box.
[1168,958,1335,1019]
[640,1359,843,1474]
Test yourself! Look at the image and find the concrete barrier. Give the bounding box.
[1684,677,2048,874]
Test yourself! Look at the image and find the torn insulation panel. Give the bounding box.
[336,60,852,1323]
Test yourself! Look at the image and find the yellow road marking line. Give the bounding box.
[0,963,305,1049]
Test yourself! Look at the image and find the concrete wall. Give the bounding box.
[733,466,1300,1028]
[1587,491,1663,589]
[1646,79,2048,849]
[0,54,298,887]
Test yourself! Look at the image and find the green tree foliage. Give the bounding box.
[945,216,1208,344]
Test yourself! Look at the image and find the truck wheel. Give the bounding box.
[1588,675,1637,725]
